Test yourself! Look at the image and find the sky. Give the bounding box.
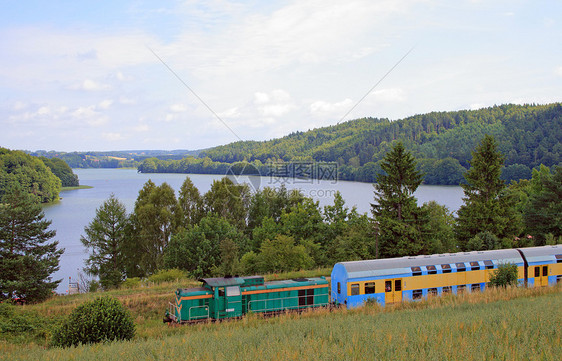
[1,0,561,152]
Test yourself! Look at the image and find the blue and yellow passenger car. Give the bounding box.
[331,245,562,308]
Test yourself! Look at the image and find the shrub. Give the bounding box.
[121,277,141,289]
[489,263,518,287]
[147,268,186,283]
[51,296,135,348]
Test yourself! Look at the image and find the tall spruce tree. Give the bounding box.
[132,181,179,275]
[371,142,427,258]
[523,166,562,244]
[455,134,522,250]
[80,194,129,289]
[0,184,63,302]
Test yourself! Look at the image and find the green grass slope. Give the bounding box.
[0,280,560,361]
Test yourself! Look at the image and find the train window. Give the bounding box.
[484,260,494,269]
[455,263,466,272]
[385,281,392,292]
[218,288,225,297]
[226,286,240,297]
[457,285,466,294]
[427,265,437,275]
[365,282,376,294]
[443,286,452,294]
[441,264,452,273]
[542,266,548,277]
[556,255,562,263]
[470,262,480,271]
[471,284,480,292]
[429,288,438,296]
[337,282,341,294]
[413,289,423,300]
[351,283,360,296]
[534,267,540,277]
[395,280,402,292]
[557,276,562,284]
[299,289,315,306]
[411,266,422,276]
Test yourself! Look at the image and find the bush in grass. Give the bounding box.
[51,296,135,348]
[489,263,519,287]
[121,277,141,289]
[147,268,186,283]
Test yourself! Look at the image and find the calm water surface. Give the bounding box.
[43,168,464,293]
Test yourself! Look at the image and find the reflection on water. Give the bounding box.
[43,168,464,293]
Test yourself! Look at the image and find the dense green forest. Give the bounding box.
[0,148,79,203]
[79,137,562,289]
[139,103,562,185]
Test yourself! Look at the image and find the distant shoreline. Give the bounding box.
[61,185,93,191]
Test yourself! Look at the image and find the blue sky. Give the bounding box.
[1,0,561,151]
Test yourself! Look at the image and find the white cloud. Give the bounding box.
[309,98,353,118]
[170,103,188,112]
[217,107,241,118]
[371,88,406,103]
[254,92,270,104]
[134,124,150,132]
[13,101,27,111]
[81,79,111,91]
[98,99,113,109]
[255,89,296,118]
[102,132,124,141]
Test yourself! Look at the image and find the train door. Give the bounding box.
[384,279,403,304]
[540,265,549,286]
[216,286,242,319]
[533,266,549,287]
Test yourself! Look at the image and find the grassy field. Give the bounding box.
[0,277,560,360]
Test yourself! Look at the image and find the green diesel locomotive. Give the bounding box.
[165,276,329,323]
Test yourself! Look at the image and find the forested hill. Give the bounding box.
[139,103,562,184]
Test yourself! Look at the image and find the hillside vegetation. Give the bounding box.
[0,280,559,360]
[0,148,82,203]
[139,103,562,184]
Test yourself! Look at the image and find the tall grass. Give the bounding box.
[1,285,560,360]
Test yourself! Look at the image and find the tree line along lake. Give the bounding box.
[42,168,464,294]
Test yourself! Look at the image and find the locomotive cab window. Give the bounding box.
[351,283,360,296]
[226,286,240,297]
[456,263,466,272]
[365,282,376,294]
[427,265,437,275]
[441,264,452,273]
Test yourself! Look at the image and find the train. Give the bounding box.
[164,244,561,323]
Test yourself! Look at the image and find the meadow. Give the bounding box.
[0,272,560,361]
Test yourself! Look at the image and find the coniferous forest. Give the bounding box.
[139,103,562,185]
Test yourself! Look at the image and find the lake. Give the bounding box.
[43,168,464,293]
